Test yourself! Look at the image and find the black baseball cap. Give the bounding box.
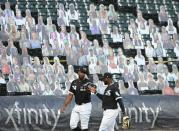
[103,73,112,79]
[78,66,87,74]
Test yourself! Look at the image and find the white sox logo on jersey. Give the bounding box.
[72,85,77,90]
[115,91,122,100]
[105,90,111,96]
[115,92,120,97]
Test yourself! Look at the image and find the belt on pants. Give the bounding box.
[103,108,117,111]
[76,102,90,105]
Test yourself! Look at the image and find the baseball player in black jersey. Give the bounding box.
[90,72,126,131]
[59,66,95,131]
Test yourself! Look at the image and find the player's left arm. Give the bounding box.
[113,86,126,115]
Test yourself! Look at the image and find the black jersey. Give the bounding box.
[69,78,92,105]
[100,82,122,110]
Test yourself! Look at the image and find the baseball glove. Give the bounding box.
[122,115,130,129]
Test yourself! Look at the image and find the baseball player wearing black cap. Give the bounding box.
[90,72,126,131]
[60,66,95,131]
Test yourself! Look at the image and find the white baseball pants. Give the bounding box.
[70,102,92,130]
[99,109,119,131]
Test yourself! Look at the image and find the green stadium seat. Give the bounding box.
[168,81,175,88]
[146,3,157,14]
[166,49,177,58]
[8,0,16,4]
[144,0,154,4]
[123,49,137,57]
[36,3,46,9]
[38,8,47,14]
[137,3,146,12]
[17,2,26,10]
[126,0,135,6]
[163,0,172,5]
[26,2,37,10]
[112,73,123,81]
[173,2,179,12]
[154,0,163,4]
[152,73,158,80]
[118,0,128,6]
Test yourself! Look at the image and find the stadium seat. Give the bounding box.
[168,81,175,89]
[166,49,176,58]
[0,84,7,96]
[112,73,123,82]
[27,48,42,58]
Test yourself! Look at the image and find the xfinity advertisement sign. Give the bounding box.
[0,95,179,131]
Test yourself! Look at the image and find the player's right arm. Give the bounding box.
[60,81,75,113]
[60,93,74,113]
[89,87,104,100]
